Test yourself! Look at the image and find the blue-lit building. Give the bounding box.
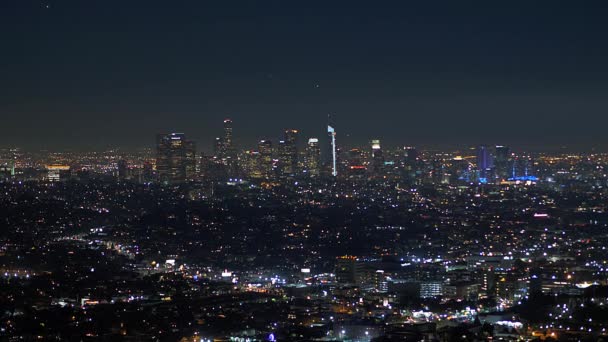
[477,145,494,183]
[508,154,537,182]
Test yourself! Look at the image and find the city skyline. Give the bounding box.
[0,115,605,154]
[4,2,608,339]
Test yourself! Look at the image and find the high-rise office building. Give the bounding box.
[335,256,364,285]
[420,281,444,298]
[184,140,197,179]
[401,146,420,184]
[305,138,321,176]
[214,118,235,161]
[241,150,263,179]
[279,129,298,176]
[212,118,238,178]
[223,118,233,155]
[222,119,236,160]
[511,154,536,181]
[403,146,418,163]
[156,133,195,184]
[213,137,223,158]
[370,139,384,176]
[494,145,510,180]
[449,156,473,184]
[370,139,381,151]
[477,145,494,183]
[258,139,274,179]
[278,140,286,170]
[327,125,337,177]
[346,148,366,178]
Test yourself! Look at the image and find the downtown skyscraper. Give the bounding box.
[370,139,384,177]
[476,145,493,183]
[258,139,274,179]
[215,119,235,162]
[494,145,510,180]
[305,138,321,177]
[327,124,337,177]
[156,133,196,184]
[278,129,298,177]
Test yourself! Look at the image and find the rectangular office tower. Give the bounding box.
[279,129,299,176]
[305,138,321,176]
[494,145,510,180]
[156,133,196,184]
[370,139,384,176]
[216,118,235,160]
[476,145,494,183]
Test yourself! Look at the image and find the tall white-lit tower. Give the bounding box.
[327,125,337,177]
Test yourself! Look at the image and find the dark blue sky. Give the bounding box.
[2,1,608,151]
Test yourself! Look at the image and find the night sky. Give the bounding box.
[2,1,608,152]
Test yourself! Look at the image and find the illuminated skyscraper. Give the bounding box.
[327,125,337,177]
[403,146,418,164]
[241,150,263,179]
[279,129,298,176]
[346,148,366,178]
[511,153,536,181]
[214,118,235,162]
[476,145,493,183]
[222,118,235,160]
[212,119,238,178]
[156,133,195,184]
[449,156,473,184]
[370,139,384,176]
[258,139,274,179]
[494,145,510,180]
[305,138,321,176]
[213,137,223,158]
[184,140,197,179]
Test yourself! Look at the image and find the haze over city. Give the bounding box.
[2,1,608,151]
[4,1,608,342]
